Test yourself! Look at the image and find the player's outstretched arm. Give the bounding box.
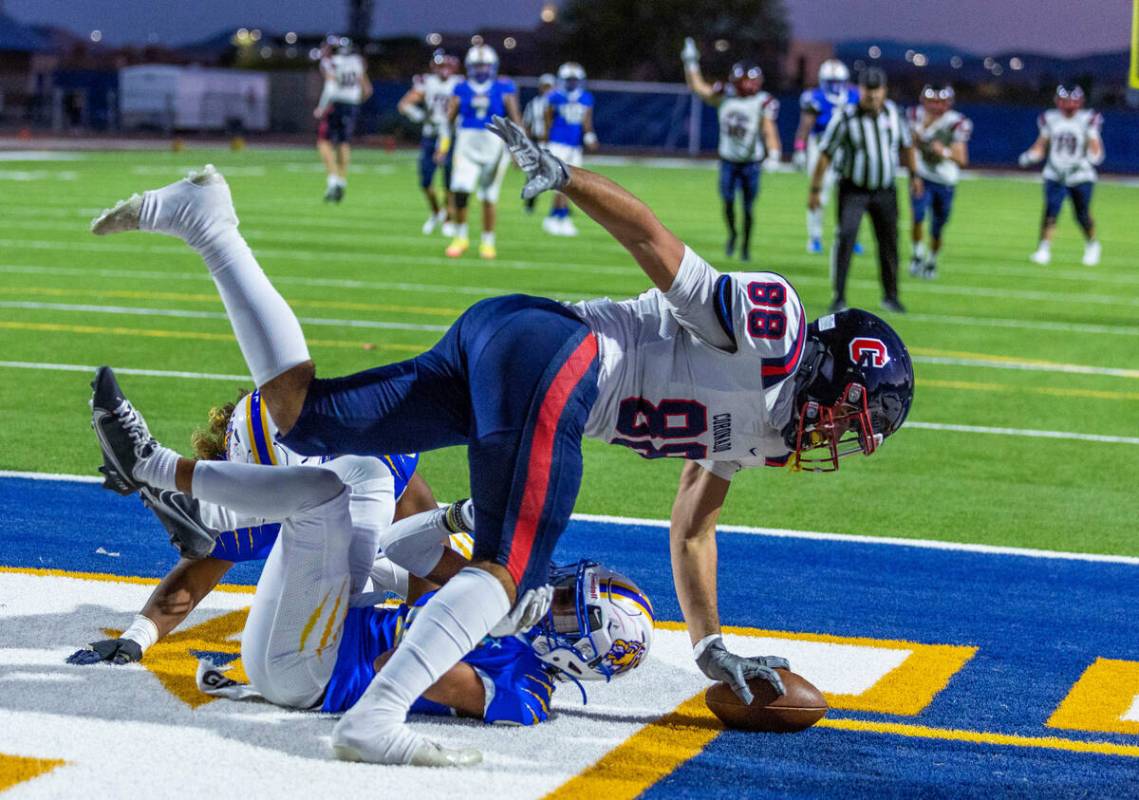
[670,462,789,702]
[67,556,233,665]
[488,115,684,292]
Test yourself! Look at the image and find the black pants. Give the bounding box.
[833,180,899,304]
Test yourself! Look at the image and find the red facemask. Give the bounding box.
[789,383,882,472]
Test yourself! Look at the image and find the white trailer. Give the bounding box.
[118,65,269,132]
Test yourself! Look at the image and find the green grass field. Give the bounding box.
[1,147,1135,555]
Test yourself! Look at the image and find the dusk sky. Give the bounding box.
[5,0,1131,58]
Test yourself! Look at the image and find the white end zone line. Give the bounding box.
[3,469,1137,567]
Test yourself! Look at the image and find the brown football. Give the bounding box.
[704,669,828,733]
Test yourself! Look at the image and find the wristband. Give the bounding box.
[583,131,598,147]
[120,614,159,654]
[437,134,451,156]
[794,138,806,152]
[767,149,782,163]
[809,185,821,194]
[692,633,722,661]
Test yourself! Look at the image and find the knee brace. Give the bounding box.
[454,192,470,210]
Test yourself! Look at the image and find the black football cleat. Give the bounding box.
[139,486,222,560]
[91,366,156,495]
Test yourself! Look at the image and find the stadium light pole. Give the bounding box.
[347,0,374,44]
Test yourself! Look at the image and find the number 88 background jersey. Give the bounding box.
[572,247,806,480]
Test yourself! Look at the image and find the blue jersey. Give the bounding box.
[454,78,517,131]
[207,452,419,563]
[322,591,555,724]
[800,86,859,136]
[547,89,594,147]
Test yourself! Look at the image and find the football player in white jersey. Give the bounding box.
[682,38,781,262]
[906,85,971,279]
[314,38,372,203]
[398,50,462,235]
[1018,85,1104,266]
[90,147,914,765]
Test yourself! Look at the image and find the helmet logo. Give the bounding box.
[849,337,891,368]
[604,638,646,673]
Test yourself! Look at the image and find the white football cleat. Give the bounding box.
[441,221,457,237]
[560,218,579,237]
[541,216,562,236]
[1029,246,1051,266]
[91,164,237,248]
[421,210,446,235]
[1082,240,1101,267]
[331,717,481,768]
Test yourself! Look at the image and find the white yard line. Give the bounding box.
[0,301,449,332]
[0,360,249,381]
[3,468,1136,566]
[911,355,1139,379]
[904,421,1139,445]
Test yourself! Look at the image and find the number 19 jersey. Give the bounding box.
[571,247,807,479]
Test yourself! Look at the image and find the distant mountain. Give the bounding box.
[833,38,1129,89]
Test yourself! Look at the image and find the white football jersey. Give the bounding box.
[717,91,779,163]
[907,107,972,185]
[415,72,461,138]
[1039,108,1102,186]
[324,53,367,105]
[572,247,807,480]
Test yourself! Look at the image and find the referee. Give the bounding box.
[809,67,922,314]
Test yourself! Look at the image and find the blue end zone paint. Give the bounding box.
[5,477,1139,794]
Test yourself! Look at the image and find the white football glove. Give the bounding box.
[681,37,700,68]
[487,115,570,200]
[489,584,553,637]
[792,149,807,170]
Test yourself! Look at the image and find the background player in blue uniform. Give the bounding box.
[794,59,859,254]
[540,62,598,237]
[437,44,522,260]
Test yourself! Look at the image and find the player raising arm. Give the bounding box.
[682,37,780,261]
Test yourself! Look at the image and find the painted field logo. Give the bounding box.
[850,337,891,368]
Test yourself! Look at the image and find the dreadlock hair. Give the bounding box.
[190,389,250,461]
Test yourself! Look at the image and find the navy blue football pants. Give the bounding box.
[279,295,599,593]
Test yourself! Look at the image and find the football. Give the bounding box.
[704,669,828,733]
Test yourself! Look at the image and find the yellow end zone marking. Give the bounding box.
[108,608,250,709]
[0,753,66,793]
[544,693,721,800]
[0,320,422,353]
[817,717,1139,758]
[0,565,255,593]
[1047,658,1139,736]
[657,621,978,715]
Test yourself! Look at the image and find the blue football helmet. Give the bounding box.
[785,309,914,472]
[527,560,654,682]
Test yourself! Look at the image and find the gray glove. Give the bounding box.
[487,115,570,200]
[489,584,553,637]
[695,635,789,703]
[681,37,700,68]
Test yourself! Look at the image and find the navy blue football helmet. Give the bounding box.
[784,309,914,472]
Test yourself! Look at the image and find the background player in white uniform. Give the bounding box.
[682,39,781,262]
[907,85,971,279]
[795,59,859,254]
[314,38,372,203]
[541,62,599,237]
[521,73,556,214]
[398,51,462,235]
[1018,85,1104,266]
[436,44,522,260]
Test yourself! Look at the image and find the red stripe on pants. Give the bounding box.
[505,333,598,584]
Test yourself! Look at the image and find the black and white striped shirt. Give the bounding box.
[819,100,912,190]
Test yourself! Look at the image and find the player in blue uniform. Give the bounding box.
[540,62,598,237]
[69,386,438,667]
[437,44,522,259]
[794,60,860,254]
